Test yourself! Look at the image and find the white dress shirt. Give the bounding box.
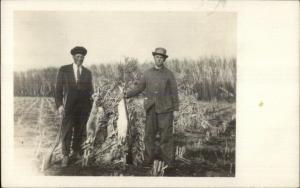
[73,63,82,82]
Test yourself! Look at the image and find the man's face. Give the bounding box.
[73,54,85,66]
[154,55,166,68]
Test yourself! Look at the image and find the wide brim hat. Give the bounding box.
[70,46,87,56]
[152,47,168,58]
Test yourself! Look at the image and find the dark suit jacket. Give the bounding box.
[55,64,93,114]
[126,66,179,113]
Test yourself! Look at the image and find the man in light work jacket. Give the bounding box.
[125,47,179,166]
[55,46,93,167]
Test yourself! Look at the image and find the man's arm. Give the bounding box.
[125,74,146,98]
[170,73,179,111]
[55,67,64,109]
[88,71,94,105]
[88,71,94,96]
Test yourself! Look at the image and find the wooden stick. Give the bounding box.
[41,113,64,171]
[153,160,158,176]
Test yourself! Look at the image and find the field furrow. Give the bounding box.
[14,96,235,176]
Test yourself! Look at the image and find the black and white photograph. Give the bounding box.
[2,0,299,187]
[13,11,236,177]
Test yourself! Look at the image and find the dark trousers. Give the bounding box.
[144,105,175,166]
[61,100,89,156]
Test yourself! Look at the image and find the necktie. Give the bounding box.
[77,66,80,83]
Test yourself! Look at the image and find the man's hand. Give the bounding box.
[58,105,65,117]
[173,111,179,117]
[118,86,127,98]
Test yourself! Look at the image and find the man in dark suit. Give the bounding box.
[55,46,93,167]
[125,47,179,167]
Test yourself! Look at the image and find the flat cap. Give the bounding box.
[70,46,87,56]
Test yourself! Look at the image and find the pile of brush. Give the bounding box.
[174,94,235,142]
[81,60,146,167]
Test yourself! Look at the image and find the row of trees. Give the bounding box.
[14,67,57,97]
[14,57,236,101]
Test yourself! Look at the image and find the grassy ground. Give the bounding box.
[14,96,235,177]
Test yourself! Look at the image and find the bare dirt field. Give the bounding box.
[14,96,235,177]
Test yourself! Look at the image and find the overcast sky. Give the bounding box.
[14,11,236,71]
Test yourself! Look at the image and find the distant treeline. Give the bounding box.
[14,57,236,101]
[14,67,57,97]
